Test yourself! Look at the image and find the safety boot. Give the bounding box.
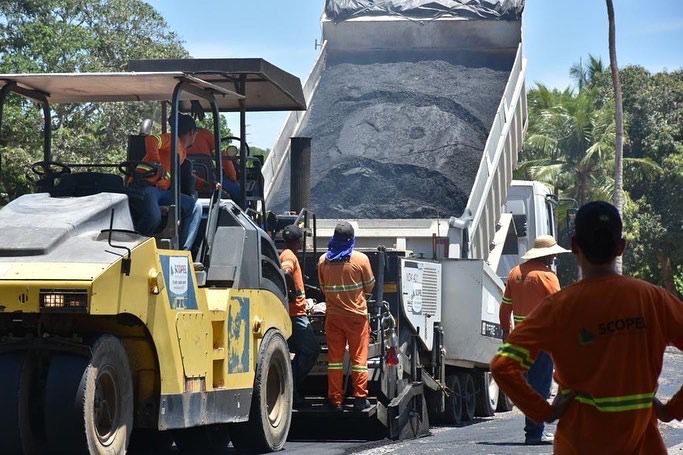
[353,397,371,412]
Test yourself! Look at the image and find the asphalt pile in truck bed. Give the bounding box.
[270,59,509,219]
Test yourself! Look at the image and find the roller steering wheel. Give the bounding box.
[118,161,159,178]
[31,160,71,177]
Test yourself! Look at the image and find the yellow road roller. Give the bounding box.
[0,59,306,454]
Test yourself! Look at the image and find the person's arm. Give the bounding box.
[657,292,683,421]
[490,298,559,423]
[499,284,513,339]
[280,252,295,275]
[361,255,375,294]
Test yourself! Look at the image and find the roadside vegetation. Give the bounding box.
[517,55,683,294]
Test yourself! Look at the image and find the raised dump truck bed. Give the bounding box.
[264,3,527,264]
[265,0,536,436]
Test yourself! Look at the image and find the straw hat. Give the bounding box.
[521,235,570,260]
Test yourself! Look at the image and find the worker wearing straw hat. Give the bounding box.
[498,235,569,445]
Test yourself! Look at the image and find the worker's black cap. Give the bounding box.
[168,113,197,136]
[573,201,622,264]
[282,224,303,241]
[333,221,354,241]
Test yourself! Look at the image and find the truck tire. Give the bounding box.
[0,353,26,454]
[45,335,134,454]
[496,388,514,412]
[173,424,231,454]
[230,329,293,452]
[442,373,463,426]
[475,372,498,417]
[460,373,477,422]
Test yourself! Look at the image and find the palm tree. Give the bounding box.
[606,0,624,273]
[519,84,659,205]
[521,86,611,204]
[569,55,605,92]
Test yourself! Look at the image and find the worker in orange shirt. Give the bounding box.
[279,224,320,408]
[318,221,375,412]
[134,114,202,250]
[186,127,240,200]
[491,201,683,454]
[499,234,569,445]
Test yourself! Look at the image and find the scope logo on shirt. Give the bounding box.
[597,316,646,336]
[579,316,646,346]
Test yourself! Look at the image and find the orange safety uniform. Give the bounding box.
[318,251,375,406]
[186,127,238,184]
[499,259,561,332]
[491,274,683,454]
[279,248,307,317]
[140,133,188,190]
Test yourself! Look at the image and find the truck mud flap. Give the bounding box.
[387,381,430,440]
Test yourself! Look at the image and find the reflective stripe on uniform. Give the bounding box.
[561,389,656,413]
[513,314,526,322]
[351,365,368,373]
[327,362,344,370]
[320,282,364,292]
[502,296,512,305]
[495,342,533,369]
[363,277,376,287]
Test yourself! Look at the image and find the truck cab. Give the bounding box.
[497,180,559,280]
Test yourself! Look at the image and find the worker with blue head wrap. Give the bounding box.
[317,221,375,411]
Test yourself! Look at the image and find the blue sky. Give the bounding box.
[146,0,682,149]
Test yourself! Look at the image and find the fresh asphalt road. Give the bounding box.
[156,348,682,454]
[278,348,683,455]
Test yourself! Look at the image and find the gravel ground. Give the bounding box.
[270,58,509,218]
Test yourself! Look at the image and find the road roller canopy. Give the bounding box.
[0,58,307,112]
[126,58,307,112]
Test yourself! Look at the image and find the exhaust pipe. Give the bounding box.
[289,137,311,213]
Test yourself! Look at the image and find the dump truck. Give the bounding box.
[0,60,306,454]
[262,0,558,436]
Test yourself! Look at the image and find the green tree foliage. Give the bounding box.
[518,84,621,204]
[0,0,188,199]
[569,54,605,92]
[249,146,270,160]
[520,56,682,292]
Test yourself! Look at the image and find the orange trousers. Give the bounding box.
[325,313,369,406]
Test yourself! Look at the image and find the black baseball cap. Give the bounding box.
[168,113,197,136]
[573,201,622,264]
[333,221,354,241]
[282,224,303,241]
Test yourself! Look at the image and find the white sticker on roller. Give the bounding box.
[169,256,189,296]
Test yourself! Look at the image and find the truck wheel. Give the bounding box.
[0,353,26,454]
[461,373,477,422]
[173,424,231,454]
[230,329,293,452]
[496,388,514,412]
[442,374,462,426]
[475,372,498,417]
[45,336,134,454]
